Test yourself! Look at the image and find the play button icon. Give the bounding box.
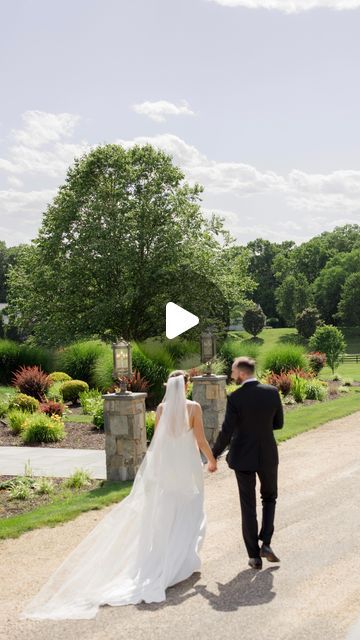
[166,302,199,339]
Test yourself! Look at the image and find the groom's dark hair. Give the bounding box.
[233,356,256,375]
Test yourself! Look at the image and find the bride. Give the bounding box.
[20,370,217,620]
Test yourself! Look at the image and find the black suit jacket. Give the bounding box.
[212,381,284,471]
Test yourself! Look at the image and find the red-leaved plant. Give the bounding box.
[308,352,327,375]
[265,371,292,396]
[39,400,65,417]
[106,370,149,394]
[12,365,51,402]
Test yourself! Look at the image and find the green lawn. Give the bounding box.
[231,327,360,380]
[276,389,360,443]
[64,413,94,424]
[0,480,132,540]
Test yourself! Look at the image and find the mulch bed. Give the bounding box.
[0,475,103,519]
[0,403,105,450]
[0,382,357,449]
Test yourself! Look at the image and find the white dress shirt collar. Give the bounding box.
[241,377,258,386]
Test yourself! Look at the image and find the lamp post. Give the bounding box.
[112,338,132,394]
[200,330,216,375]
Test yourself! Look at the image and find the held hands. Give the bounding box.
[207,458,217,473]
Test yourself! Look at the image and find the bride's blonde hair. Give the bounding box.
[168,369,189,384]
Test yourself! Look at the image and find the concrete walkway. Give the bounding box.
[0,446,106,479]
[1,411,360,640]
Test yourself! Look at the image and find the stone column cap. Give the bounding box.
[191,375,227,381]
[102,392,148,400]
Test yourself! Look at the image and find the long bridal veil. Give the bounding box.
[20,375,206,620]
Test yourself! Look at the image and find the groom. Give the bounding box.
[212,356,284,569]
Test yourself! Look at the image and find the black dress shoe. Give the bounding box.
[248,557,262,569]
[260,544,280,562]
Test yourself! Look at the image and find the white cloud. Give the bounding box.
[117,132,360,214]
[0,111,90,177]
[207,0,360,12]
[11,111,81,148]
[132,100,195,122]
[117,133,287,195]
[7,176,24,188]
[0,188,56,215]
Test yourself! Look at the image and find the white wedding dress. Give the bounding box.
[19,375,206,620]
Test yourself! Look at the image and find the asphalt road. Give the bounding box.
[1,411,360,640]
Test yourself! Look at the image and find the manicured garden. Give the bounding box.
[0,325,359,539]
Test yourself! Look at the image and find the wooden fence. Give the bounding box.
[340,354,360,363]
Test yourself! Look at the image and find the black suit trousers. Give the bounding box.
[234,465,278,558]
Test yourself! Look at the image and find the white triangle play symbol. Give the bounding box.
[166,302,199,339]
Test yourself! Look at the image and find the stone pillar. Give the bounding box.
[103,392,147,482]
[192,375,227,446]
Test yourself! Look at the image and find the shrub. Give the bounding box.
[0,340,54,385]
[132,344,171,408]
[265,371,292,396]
[7,409,30,435]
[288,367,314,380]
[9,393,39,413]
[12,365,51,401]
[34,477,55,495]
[146,411,156,442]
[218,339,259,380]
[63,469,92,489]
[122,370,150,393]
[165,338,198,364]
[338,385,350,394]
[308,352,327,375]
[243,306,266,338]
[266,317,280,328]
[39,400,65,416]
[60,380,89,404]
[342,377,353,386]
[186,381,193,400]
[295,307,321,339]
[46,380,64,402]
[263,345,308,375]
[48,371,72,383]
[93,402,104,429]
[199,357,226,375]
[290,375,308,403]
[56,340,107,385]
[309,325,346,374]
[9,481,32,500]
[0,399,8,418]
[21,413,65,443]
[304,379,327,401]
[79,388,103,414]
[91,346,113,391]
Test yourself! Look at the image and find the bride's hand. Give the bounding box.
[207,459,217,473]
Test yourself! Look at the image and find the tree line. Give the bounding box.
[0,144,359,346]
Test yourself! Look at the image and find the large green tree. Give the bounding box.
[312,248,360,324]
[275,274,313,327]
[246,239,294,318]
[336,272,360,326]
[7,144,254,346]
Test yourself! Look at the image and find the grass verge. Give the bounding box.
[0,480,132,540]
[276,389,360,443]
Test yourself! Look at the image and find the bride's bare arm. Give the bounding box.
[154,404,162,431]
[192,403,217,472]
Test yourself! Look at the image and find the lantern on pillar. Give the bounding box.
[112,338,132,394]
[200,330,216,375]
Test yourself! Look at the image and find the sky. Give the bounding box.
[1,0,360,247]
